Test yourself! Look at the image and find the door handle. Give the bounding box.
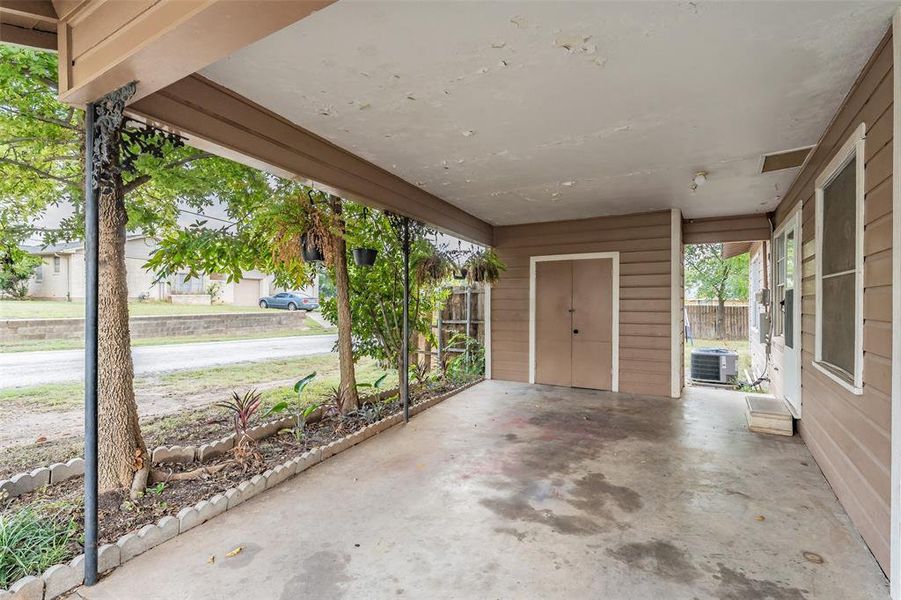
[573,329,579,334]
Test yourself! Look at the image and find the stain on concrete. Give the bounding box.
[280,550,351,600]
[569,473,642,514]
[503,433,519,442]
[714,564,808,600]
[494,526,529,541]
[606,540,700,585]
[480,496,603,536]
[218,542,261,569]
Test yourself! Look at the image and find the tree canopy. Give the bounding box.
[0,45,276,255]
[684,243,749,303]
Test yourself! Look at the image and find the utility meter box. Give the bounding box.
[758,313,770,344]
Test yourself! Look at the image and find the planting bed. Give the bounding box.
[0,376,481,597]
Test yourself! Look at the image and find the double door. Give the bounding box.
[535,258,614,390]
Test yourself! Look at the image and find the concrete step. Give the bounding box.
[746,396,794,436]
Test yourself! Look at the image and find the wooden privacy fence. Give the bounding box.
[416,285,485,370]
[685,304,748,341]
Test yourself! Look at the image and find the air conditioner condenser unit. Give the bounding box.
[690,348,739,384]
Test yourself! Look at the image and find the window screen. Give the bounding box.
[819,156,857,379]
[774,234,785,336]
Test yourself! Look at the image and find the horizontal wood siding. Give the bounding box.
[771,28,893,572]
[491,210,673,397]
[682,213,771,244]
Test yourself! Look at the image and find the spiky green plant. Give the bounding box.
[0,508,77,588]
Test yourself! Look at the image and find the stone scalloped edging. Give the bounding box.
[0,459,84,502]
[1,378,481,599]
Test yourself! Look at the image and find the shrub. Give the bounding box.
[0,508,76,588]
[444,334,485,383]
[217,389,263,437]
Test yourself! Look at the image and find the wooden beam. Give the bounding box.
[682,213,771,244]
[1,0,57,22]
[54,0,333,106]
[129,75,494,245]
[0,22,56,50]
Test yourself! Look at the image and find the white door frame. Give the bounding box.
[528,252,620,391]
[773,208,803,417]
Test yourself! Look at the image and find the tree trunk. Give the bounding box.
[715,297,726,340]
[97,173,148,493]
[329,196,359,413]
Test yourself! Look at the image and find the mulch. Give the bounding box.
[2,377,473,560]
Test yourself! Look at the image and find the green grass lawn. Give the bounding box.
[0,299,274,319]
[684,338,752,382]
[0,318,335,352]
[0,353,397,476]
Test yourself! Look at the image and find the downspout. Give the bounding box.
[83,101,99,587]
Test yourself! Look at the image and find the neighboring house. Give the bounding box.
[21,235,317,306]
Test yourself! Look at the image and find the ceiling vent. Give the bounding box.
[759,146,814,174]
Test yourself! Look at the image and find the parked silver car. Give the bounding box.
[258,292,319,311]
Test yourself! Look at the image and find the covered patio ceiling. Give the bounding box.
[200,1,896,225]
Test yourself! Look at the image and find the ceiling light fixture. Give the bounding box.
[689,171,708,191]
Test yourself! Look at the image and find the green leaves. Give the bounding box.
[0,507,77,588]
[373,373,388,389]
[265,401,290,416]
[294,372,316,394]
[0,244,42,297]
[321,205,450,369]
[685,244,749,303]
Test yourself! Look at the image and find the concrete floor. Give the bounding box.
[77,381,889,599]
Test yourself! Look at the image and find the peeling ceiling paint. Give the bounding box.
[202,1,897,225]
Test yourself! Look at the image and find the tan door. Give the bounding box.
[233,278,262,306]
[534,258,614,390]
[535,261,573,387]
[572,259,613,390]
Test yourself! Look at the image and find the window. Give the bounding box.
[172,273,204,294]
[53,256,61,274]
[773,234,785,336]
[34,263,43,283]
[814,123,864,393]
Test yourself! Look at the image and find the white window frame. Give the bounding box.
[34,262,43,283]
[53,255,61,274]
[813,122,865,395]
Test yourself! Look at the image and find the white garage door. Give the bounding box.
[233,278,262,306]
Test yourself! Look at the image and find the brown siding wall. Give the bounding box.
[491,210,674,398]
[682,213,771,244]
[771,28,893,571]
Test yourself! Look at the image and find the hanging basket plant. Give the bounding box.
[271,190,335,271]
[352,247,377,266]
[350,206,378,267]
[301,233,325,263]
[465,248,506,285]
[414,250,451,286]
